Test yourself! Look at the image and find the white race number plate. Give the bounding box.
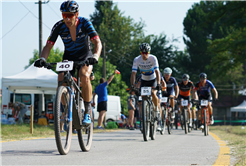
[141,87,151,96]
[56,61,74,71]
[161,97,168,103]
[201,100,208,106]
[138,96,142,100]
[181,100,188,106]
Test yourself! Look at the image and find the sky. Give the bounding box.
[0,0,200,87]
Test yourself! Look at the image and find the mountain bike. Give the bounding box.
[161,96,174,135]
[44,60,93,155]
[193,99,210,136]
[179,99,191,134]
[141,86,158,141]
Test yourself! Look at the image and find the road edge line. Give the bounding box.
[210,131,231,166]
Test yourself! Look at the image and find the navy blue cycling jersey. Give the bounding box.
[47,17,99,60]
[164,76,178,94]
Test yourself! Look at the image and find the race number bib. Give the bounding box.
[138,96,142,101]
[56,61,74,71]
[141,87,151,96]
[161,97,168,103]
[201,100,208,106]
[181,100,188,106]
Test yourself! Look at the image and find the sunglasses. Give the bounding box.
[141,51,150,54]
[62,13,75,19]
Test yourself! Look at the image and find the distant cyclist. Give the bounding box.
[34,0,102,126]
[130,43,162,119]
[162,67,179,121]
[178,74,197,127]
[193,73,218,129]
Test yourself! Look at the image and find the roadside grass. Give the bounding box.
[210,125,246,166]
[1,122,122,142]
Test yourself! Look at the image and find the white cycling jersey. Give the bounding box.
[132,54,159,81]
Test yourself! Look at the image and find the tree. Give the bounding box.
[183,1,229,81]
[26,47,63,72]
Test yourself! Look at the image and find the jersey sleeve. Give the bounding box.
[173,78,178,86]
[47,20,63,45]
[207,80,215,89]
[151,56,159,71]
[82,18,99,41]
[132,57,139,73]
[194,82,199,90]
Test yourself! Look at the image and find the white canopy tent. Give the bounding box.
[230,100,246,112]
[2,63,58,111]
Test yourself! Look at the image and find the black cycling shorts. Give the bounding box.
[199,95,213,103]
[140,79,157,88]
[178,95,191,103]
[97,101,107,112]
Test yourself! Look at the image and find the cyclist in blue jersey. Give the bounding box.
[130,43,162,118]
[162,67,179,120]
[34,0,102,126]
[193,73,218,128]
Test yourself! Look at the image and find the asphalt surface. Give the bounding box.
[2,128,219,165]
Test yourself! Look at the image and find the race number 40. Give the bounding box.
[56,61,74,71]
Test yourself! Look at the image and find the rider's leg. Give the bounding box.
[169,95,175,119]
[151,89,158,111]
[79,65,93,115]
[208,102,213,117]
[188,106,192,126]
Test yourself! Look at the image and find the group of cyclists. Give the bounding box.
[130,42,218,131]
[33,0,218,133]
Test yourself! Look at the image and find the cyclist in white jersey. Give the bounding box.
[130,43,162,115]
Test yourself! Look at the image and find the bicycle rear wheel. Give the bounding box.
[54,86,72,155]
[142,98,150,141]
[167,113,172,135]
[150,106,157,140]
[160,106,166,135]
[77,110,93,151]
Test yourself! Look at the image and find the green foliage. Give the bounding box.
[25,47,63,73]
[92,58,129,114]
[183,1,229,82]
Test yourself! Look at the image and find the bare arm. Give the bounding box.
[107,70,117,85]
[155,70,161,84]
[40,43,53,60]
[92,93,96,107]
[161,80,166,89]
[192,90,198,100]
[174,85,179,99]
[212,88,218,99]
[130,72,137,86]
[91,38,102,57]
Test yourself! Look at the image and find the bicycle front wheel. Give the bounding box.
[204,109,208,136]
[142,98,150,141]
[184,109,188,134]
[54,86,73,155]
[77,111,93,152]
[160,106,166,135]
[150,107,157,140]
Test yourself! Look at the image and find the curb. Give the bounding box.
[210,132,231,166]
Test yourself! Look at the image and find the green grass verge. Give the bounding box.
[1,122,121,142]
[210,125,246,166]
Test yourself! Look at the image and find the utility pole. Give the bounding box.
[35,0,49,57]
[103,42,106,79]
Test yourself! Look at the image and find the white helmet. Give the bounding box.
[163,67,172,74]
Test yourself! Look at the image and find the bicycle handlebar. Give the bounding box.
[43,59,89,69]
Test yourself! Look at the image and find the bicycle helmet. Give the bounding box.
[60,0,79,13]
[182,74,189,80]
[199,72,207,79]
[163,67,172,74]
[139,43,151,52]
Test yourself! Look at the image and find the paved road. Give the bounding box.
[2,128,219,165]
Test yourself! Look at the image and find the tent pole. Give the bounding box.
[42,91,45,112]
[13,90,16,103]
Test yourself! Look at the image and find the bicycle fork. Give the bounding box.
[67,87,74,123]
